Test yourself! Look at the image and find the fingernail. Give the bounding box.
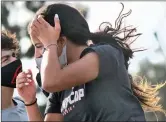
[25,83,29,85]
[55,14,59,19]
[27,74,31,78]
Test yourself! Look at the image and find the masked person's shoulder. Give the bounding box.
[2,97,28,121]
[13,97,28,118]
[13,96,26,108]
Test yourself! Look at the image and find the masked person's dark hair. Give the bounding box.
[28,3,166,120]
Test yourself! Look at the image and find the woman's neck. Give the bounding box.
[1,87,15,110]
[67,44,87,64]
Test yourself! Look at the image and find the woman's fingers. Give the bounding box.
[16,82,30,88]
[32,18,41,30]
[30,25,39,37]
[54,14,61,32]
[37,15,49,28]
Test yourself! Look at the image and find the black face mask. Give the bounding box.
[1,59,22,88]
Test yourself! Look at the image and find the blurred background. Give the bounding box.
[1,1,166,121]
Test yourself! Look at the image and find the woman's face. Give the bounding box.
[30,35,66,58]
[29,32,43,58]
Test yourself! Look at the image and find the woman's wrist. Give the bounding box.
[45,43,58,49]
[42,43,58,53]
[43,44,58,53]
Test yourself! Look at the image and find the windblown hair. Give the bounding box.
[94,3,166,115]
[1,30,20,57]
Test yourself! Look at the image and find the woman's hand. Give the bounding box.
[31,14,61,47]
[16,69,36,104]
[29,16,41,43]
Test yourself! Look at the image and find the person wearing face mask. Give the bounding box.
[1,30,28,121]
[16,3,166,122]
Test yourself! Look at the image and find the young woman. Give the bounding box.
[16,3,165,121]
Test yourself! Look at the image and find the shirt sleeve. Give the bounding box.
[80,44,119,78]
[44,93,61,115]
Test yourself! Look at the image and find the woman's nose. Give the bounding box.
[35,48,43,58]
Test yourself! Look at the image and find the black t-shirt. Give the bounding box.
[45,44,146,121]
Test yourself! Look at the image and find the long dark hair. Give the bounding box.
[91,3,166,115]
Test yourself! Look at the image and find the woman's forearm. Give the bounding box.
[25,103,44,121]
[41,45,61,92]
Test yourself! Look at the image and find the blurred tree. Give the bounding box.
[138,59,166,83]
[1,1,45,59]
[25,1,45,13]
[154,32,166,60]
[137,32,166,121]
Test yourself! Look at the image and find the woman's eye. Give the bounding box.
[36,45,44,49]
